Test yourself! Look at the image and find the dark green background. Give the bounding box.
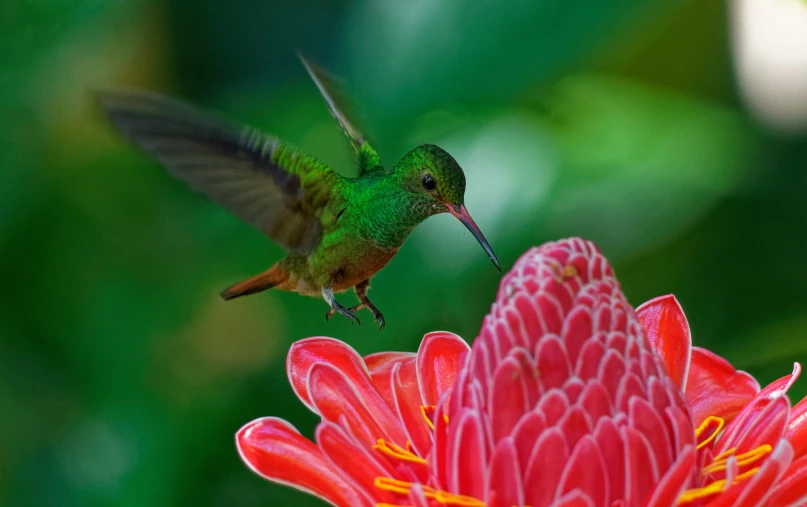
[2,0,806,505]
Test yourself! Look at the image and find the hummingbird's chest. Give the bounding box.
[297,230,398,293]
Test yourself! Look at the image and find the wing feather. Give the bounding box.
[97,90,340,254]
[297,52,385,176]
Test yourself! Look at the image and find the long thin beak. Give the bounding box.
[448,204,501,271]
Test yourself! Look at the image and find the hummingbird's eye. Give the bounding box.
[421,173,436,191]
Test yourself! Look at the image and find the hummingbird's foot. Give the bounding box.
[354,279,385,330]
[326,303,384,329]
[322,287,361,325]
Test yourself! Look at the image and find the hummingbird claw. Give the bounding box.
[322,288,361,325]
[375,314,386,331]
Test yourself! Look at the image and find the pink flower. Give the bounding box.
[236,238,807,506]
[637,294,807,506]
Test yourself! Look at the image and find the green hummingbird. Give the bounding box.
[97,54,500,329]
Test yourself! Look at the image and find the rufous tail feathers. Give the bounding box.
[220,264,289,301]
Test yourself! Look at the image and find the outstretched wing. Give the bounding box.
[297,52,385,177]
[97,90,341,255]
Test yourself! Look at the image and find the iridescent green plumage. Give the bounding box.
[97,55,499,328]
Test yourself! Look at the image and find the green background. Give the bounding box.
[2,0,806,505]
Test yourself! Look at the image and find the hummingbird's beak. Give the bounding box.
[448,204,501,271]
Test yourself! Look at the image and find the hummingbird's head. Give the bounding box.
[396,144,500,271]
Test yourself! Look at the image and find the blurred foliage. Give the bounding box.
[2,0,807,506]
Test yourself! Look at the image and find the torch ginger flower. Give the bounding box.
[236,238,807,506]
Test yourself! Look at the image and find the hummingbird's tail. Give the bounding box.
[220,264,289,301]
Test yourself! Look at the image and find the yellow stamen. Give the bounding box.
[421,405,436,430]
[375,478,485,506]
[712,446,738,462]
[677,467,760,504]
[373,439,428,465]
[695,416,724,450]
[420,405,448,431]
[702,444,772,475]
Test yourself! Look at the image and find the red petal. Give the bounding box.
[315,422,398,505]
[579,381,613,424]
[594,418,626,501]
[559,406,593,450]
[786,396,807,459]
[635,295,691,391]
[715,394,790,455]
[308,363,407,447]
[628,396,673,475]
[391,362,432,457]
[491,352,533,441]
[287,337,371,413]
[511,410,547,474]
[364,351,416,410]
[364,351,415,375]
[408,483,431,507]
[485,438,524,507]
[765,454,807,507]
[524,428,570,507]
[551,490,595,507]
[758,363,802,401]
[446,410,488,501]
[623,426,659,505]
[536,335,573,392]
[562,305,594,366]
[598,349,627,404]
[417,331,470,406]
[235,417,366,507]
[685,347,760,427]
[537,389,571,427]
[644,444,696,507]
[557,435,608,507]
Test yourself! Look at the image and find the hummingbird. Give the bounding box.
[96,54,500,329]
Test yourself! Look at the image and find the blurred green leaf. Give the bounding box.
[540,74,760,260]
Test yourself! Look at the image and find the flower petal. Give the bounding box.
[594,418,626,502]
[644,445,696,507]
[235,417,366,507]
[315,422,398,506]
[759,362,802,400]
[391,362,432,457]
[491,350,534,441]
[765,454,807,507]
[417,331,470,406]
[447,409,488,501]
[636,295,692,391]
[685,346,760,427]
[557,435,609,507]
[308,362,407,447]
[629,396,673,475]
[364,352,417,412]
[287,337,371,414]
[408,483,431,507]
[623,426,659,505]
[524,427,570,507]
[485,438,524,507]
[785,396,807,459]
[363,351,415,375]
[551,490,595,507]
[715,393,790,455]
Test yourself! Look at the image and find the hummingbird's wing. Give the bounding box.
[297,52,385,177]
[96,90,340,255]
